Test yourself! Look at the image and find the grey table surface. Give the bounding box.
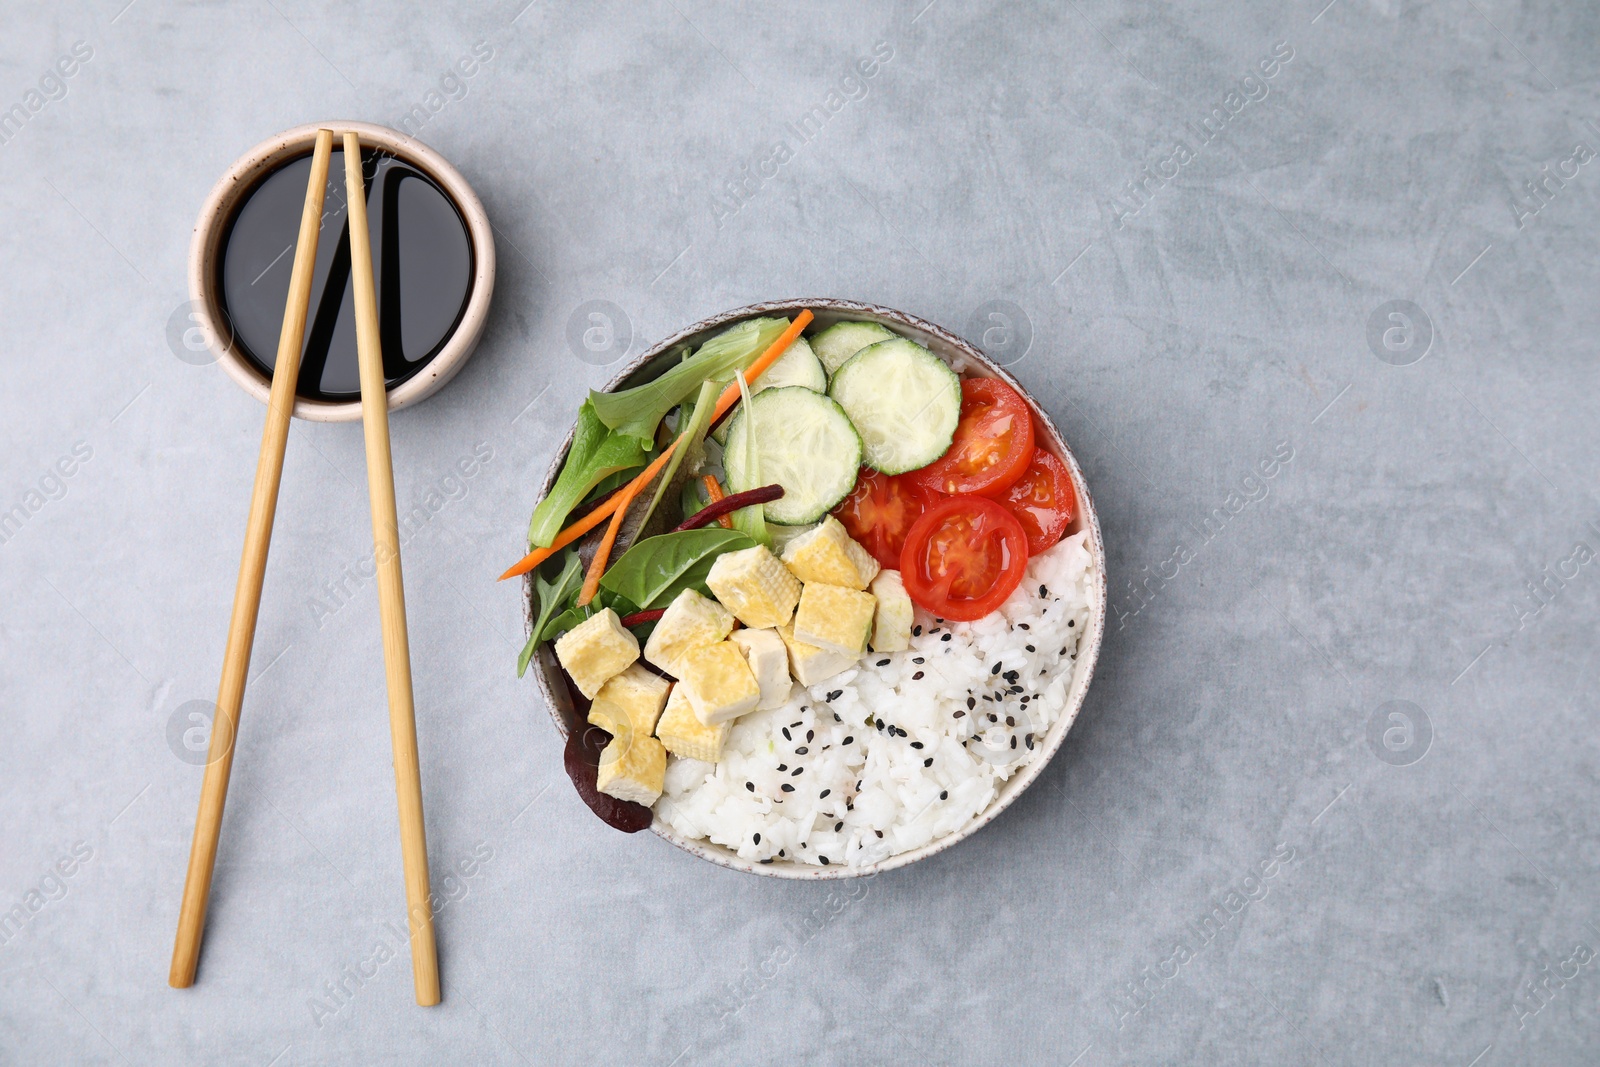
[2,1,1597,1064]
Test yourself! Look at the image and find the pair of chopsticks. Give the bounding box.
[169,130,440,1006]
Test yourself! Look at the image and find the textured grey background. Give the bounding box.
[1,0,1596,1064]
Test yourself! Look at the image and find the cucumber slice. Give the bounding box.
[723,387,862,525]
[810,320,896,375]
[828,338,961,475]
[752,334,827,394]
[711,335,828,445]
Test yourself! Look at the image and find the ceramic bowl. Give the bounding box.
[527,299,1106,878]
[187,120,495,422]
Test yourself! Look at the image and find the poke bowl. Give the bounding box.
[515,299,1106,879]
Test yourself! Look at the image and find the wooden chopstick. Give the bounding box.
[341,132,441,1006]
[170,128,336,989]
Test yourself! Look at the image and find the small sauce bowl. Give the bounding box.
[188,120,495,422]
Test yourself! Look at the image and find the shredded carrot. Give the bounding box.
[702,475,734,529]
[577,475,645,605]
[498,310,813,582]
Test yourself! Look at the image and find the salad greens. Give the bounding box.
[635,379,719,538]
[518,549,583,677]
[527,401,652,549]
[598,527,756,611]
[588,317,790,444]
[727,369,770,547]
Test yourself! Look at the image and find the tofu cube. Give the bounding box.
[679,642,761,725]
[777,624,857,688]
[780,515,880,590]
[869,570,914,653]
[643,588,734,677]
[587,664,671,737]
[793,582,876,657]
[595,727,666,806]
[706,545,801,629]
[554,608,639,698]
[730,627,793,710]
[655,684,730,762]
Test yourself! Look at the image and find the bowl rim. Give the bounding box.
[186,120,497,423]
[526,298,1107,879]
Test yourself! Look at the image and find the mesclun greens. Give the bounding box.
[634,379,719,539]
[597,527,757,611]
[588,317,790,444]
[518,549,583,677]
[527,401,652,549]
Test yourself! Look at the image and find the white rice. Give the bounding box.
[656,531,1098,868]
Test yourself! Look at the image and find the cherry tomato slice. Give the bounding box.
[999,448,1076,554]
[899,496,1029,621]
[909,378,1035,498]
[832,467,938,570]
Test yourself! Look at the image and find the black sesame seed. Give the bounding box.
[1011,685,1024,693]
[912,671,925,680]
[796,746,809,754]
[910,741,924,750]
[1010,736,1018,749]
[1006,716,1015,727]
[760,857,774,864]
[1025,645,1035,653]
[833,712,842,723]
[1039,584,1048,597]
[1068,619,1075,627]
[793,767,804,776]
[954,710,966,718]
[875,830,884,838]
[781,783,795,792]
[923,757,933,767]
[1059,647,1068,655]
[820,856,830,865]
[913,657,925,665]
[843,736,854,745]
[746,781,755,792]
[991,662,1003,675]
[807,730,814,742]
[777,763,788,771]
[779,849,786,856]
[1004,670,1019,682]
[989,713,998,723]
[877,658,890,667]
[782,727,792,740]
[791,720,803,728]
[967,696,976,709]
[876,719,886,731]
[821,788,831,797]
[826,690,842,702]
[942,633,952,642]
[753,832,761,844]
[913,625,923,636]
[940,790,948,800]
[1025,734,1035,749]
[1018,623,1030,630]
[835,821,843,832]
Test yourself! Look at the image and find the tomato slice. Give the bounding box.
[908,378,1035,497]
[899,496,1029,621]
[999,448,1076,554]
[832,467,937,570]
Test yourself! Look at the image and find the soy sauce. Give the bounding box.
[216,146,474,401]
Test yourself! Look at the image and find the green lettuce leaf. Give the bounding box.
[588,317,790,443]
